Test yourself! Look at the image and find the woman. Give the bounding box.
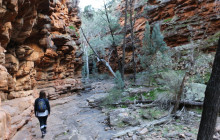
[34,91,50,138]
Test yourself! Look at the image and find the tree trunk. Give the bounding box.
[81,27,116,77]
[85,47,89,79]
[197,37,220,140]
[103,2,122,73]
[171,72,187,114]
[122,0,128,81]
[129,0,136,83]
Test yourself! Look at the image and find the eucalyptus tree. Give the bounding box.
[80,1,123,77]
[122,0,128,81]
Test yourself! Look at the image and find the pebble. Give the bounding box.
[164,132,178,138]
[179,133,186,139]
[185,132,193,137]
[139,128,148,135]
[151,132,157,137]
[127,132,133,137]
[105,127,111,131]
[132,135,138,140]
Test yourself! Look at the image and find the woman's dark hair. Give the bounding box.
[39,91,46,98]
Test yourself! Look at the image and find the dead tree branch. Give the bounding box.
[81,27,116,77]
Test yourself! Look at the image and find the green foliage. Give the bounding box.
[81,4,123,59]
[69,26,76,31]
[114,71,125,89]
[139,22,169,69]
[188,72,211,84]
[151,23,168,53]
[143,88,167,100]
[83,5,95,19]
[163,18,172,23]
[148,108,163,119]
[187,53,213,84]
[122,95,139,102]
[69,26,79,37]
[156,70,185,98]
[117,122,126,128]
[206,31,220,44]
[101,88,123,106]
[149,51,173,75]
[193,53,214,74]
[192,108,203,114]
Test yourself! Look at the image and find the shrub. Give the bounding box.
[101,88,123,106]
[114,71,125,89]
[156,70,185,98]
[139,22,169,69]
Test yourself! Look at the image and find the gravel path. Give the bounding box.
[12,89,116,140]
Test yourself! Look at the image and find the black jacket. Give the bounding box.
[34,98,50,116]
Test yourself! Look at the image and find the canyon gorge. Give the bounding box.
[0,0,220,139]
[0,0,82,139]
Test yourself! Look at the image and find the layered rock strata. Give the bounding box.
[129,0,220,47]
[100,0,220,74]
[0,0,82,139]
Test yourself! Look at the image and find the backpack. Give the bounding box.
[37,99,47,112]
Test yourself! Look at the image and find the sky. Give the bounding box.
[79,0,104,10]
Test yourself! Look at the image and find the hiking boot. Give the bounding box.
[41,132,45,138]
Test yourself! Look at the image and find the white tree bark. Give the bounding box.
[85,46,89,79]
[81,27,117,78]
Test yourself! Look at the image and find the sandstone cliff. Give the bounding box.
[104,0,220,73]
[0,0,82,139]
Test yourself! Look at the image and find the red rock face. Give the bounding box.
[130,0,220,47]
[0,0,82,139]
[102,0,220,74]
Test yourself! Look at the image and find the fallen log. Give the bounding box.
[112,115,172,138]
[111,100,154,105]
[111,100,203,107]
[135,104,156,108]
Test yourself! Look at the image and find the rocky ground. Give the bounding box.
[11,79,220,140]
[11,80,116,140]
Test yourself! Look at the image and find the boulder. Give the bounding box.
[86,93,109,107]
[109,108,131,127]
[184,83,206,102]
[122,117,140,126]
[125,87,154,96]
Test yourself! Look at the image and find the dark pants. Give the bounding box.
[37,116,48,133]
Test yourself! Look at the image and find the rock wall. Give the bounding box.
[128,0,220,47]
[0,0,82,139]
[101,0,220,74]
